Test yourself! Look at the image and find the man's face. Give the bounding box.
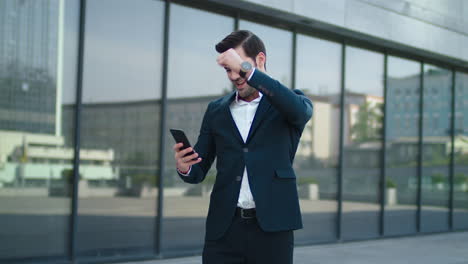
[227,46,257,99]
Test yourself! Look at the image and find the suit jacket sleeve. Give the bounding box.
[247,69,313,128]
[177,102,216,184]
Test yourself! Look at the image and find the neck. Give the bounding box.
[239,90,260,102]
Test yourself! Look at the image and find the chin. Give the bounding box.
[236,83,247,90]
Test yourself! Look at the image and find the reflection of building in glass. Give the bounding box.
[63,101,162,167]
[0,130,115,187]
[297,92,384,168]
[344,92,384,168]
[388,69,452,140]
[63,96,217,168]
[386,69,454,165]
[0,0,60,135]
[296,95,340,167]
[346,92,383,145]
[455,73,468,136]
[62,97,216,189]
[384,70,468,168]
[0,0,116,189]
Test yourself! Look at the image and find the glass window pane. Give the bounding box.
[420,65,451,233]
[294,35,341,243]
[238,20,292,88]
[162,4,233,254]
[0,0,79,261]
[385,56,420,236]
[454,72,468,230]
[78,0,164,259]
[342,46,384,240]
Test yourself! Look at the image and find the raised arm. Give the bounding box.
[217,48,313,128]
[248,69,313,128]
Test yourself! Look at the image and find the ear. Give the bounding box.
[255,52,266,71]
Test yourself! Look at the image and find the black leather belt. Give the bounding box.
[236,207,256,219]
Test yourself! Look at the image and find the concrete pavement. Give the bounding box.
[120,231,468,264]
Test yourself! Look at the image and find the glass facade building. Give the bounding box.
[0,0,467,263]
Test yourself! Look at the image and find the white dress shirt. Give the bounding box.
[179,69,259,208]
[230,92,262,209]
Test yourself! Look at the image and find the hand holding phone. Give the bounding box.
[170,129,201,173]
[170,129,195,157]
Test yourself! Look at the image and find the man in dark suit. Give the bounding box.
[173,30,313,264]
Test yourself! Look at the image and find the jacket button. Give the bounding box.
[243,147,248,153]
[236,176,242,181]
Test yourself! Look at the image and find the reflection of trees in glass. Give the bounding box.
[422,146,450,166]
[123,151,158,186]
[125,151,148,166]
[350,102,383,143]
[454,136,468,164]
[456,154,468,165]
[295,154,326,169]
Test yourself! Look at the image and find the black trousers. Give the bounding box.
[202,210,294,264]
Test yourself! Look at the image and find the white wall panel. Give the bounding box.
[293,0,346,27]
[241,0,468,62]
[346,0,464,61]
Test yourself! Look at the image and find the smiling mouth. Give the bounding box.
[235,79,246,86]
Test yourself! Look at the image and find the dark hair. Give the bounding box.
[215,30,266,65]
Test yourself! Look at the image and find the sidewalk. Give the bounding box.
[120,231,468,264]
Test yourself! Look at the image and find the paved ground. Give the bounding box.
[120,231,468,264]
[1,195,467,259]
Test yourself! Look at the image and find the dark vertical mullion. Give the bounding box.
[380,53,388,236]
[70,0,87,261]
[449,70,456,230]
[232,13,239,92]
[291,30,296,90]
[155,0,171,256]
[337,42,346,241]
[416,62,424,232]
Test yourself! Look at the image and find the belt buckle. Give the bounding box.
[240,208,254,219]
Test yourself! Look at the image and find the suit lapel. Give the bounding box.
[221,92,244,145]
[246,95,271,143]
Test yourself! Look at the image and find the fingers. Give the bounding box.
[173,143,190,156]
[180,151,199,163]
[176,154,202,173]
[174,146,195,159]
[173,143,183,152]
[185,157,202,166]
[174,145,201,162]
[217,53,227,68]
[217,48,242,69]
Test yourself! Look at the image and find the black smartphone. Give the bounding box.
[169,129,196,159]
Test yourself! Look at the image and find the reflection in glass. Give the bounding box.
[342,46,384,240]
[238,20,292,87]
[453,72,468,229]
[163,4,233,253]
[385,56,420,236]
[294,35,341,243]
[78,0,163,258]
[0,0,79,260]
[420,65,451,233]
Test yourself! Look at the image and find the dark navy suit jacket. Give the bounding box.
[178,70,313,241]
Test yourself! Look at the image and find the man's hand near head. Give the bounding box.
[216,48,243,73]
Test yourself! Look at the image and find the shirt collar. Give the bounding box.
[234,91,263,105]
